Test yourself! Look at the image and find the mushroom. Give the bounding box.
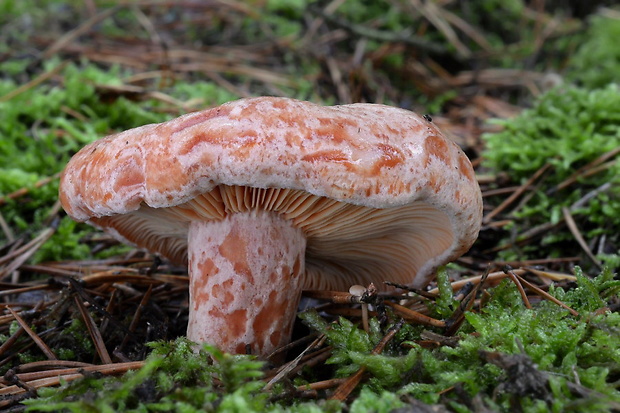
[59,96,482,357]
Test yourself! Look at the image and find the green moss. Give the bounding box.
[568,15,620,88]
[48,318,95,362]
[482,85,620,261]
[23,335,412,412]
[398,270,620,411]
[300,268,620,412]
[433,267,459,319]
[484,85,620,177]
[24,338,260,412]
[299,311,390,380]
[349,388,405,412]
[32,219,91,262]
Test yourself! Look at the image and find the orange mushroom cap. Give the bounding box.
[59,97,482,355]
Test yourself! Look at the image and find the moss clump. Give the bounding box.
[482,84,620,262]
[303,268,620,412]
[568,15,620,89]
[24,338,267,412]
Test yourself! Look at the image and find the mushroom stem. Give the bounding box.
[187,210,306,356]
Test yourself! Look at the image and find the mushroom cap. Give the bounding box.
[59,97,482,289]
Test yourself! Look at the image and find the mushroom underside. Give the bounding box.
[90,185,456,292]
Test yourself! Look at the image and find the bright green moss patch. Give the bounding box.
[484,85,620,177]
[482,85,620,262]
[567,15,620,89]
[24,339,267,412]
[399,269,620,411]
[302,269,620,411]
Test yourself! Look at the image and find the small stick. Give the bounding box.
[80,271,186,287]
[427,268,528,295]
[0,361,144,396]
[303,290,365,304]
[503,267,532,309]
[0,284,51,298]
[0,212,14,242]
[4,360,93,375]
[297,378,346,392]
[444,267,491,335]
[119,285,153,352]
[525,268,576,282]
[73,297,112,364]
[551,147,620,192]
[495,181,614,254]
[265,334,326,391]
[0,174,61,206]
[309,4,449,56]
[284,347,333,379]
[483,163,551,224]
[43,7,120,58]
[0,327,26,358]
[6,308,57,360]
[492,256,581,268]
[68,278,133,337]
[266,333,320,363]
[384,302,446,327]
[506,268,579,317]
[0,227,56,268]
[0,65,67,102]
[384,281,436,299]
[329,319,404,401]
[562,207,602,269]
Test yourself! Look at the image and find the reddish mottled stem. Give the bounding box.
[187,210,306,356]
